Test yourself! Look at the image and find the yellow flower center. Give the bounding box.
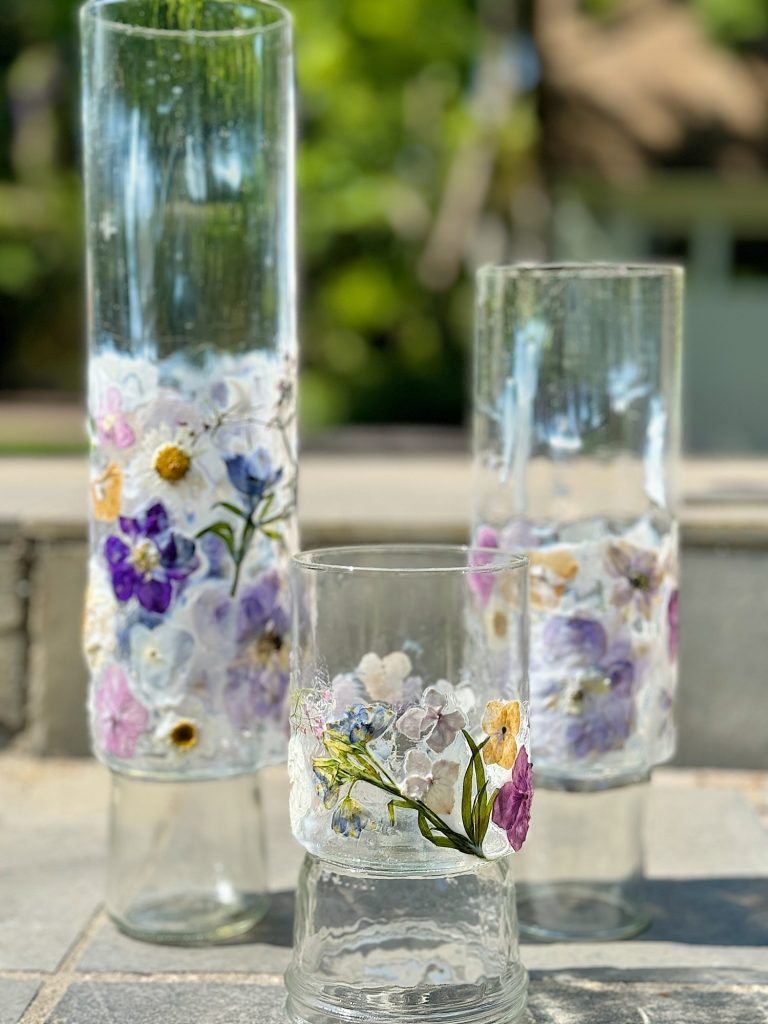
[154,443,191,482]
[492,610,508,639]
[129,539,160,577]
[629,572,650,590]
[170,720,199,750]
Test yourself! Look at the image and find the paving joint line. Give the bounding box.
[17,908,107,1024]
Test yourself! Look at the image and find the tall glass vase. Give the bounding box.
[286,545,531,1024]
[472,264,683,939]
[80,0,296,943]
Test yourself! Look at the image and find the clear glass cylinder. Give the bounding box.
[106,772,268,943]
[514,772,650,941]
[80,0,296,940]
[472,264,683,784]
[81,0,297,779]
[287,545,531,1023]
[286,854,528,1024]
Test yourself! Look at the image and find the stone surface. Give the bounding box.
[77,912,292,976]
[0,757,765,1023]
[25,541,89,755]
[0,759,107,973]
[0,632,26,731]
[524,973,768,1023]
[47,981,288,1024]
[0,980,39,1024]
[676,544,768,770]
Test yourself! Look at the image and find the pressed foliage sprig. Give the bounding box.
[198,448,290,597]
[313,709,500,860]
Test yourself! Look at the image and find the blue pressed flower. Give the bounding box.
[312,759,342,809]
[224,448,283,504]
[331,795,372,839]
[328,703,394,745]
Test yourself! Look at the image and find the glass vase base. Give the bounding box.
[110,890,269,946]
[516,883,650,942]
[514,773,651,942]
[106,770,268,946]
[285,854,528,1024]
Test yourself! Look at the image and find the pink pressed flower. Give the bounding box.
[668,590,679,661]
[97,387,135,449]
[94,665,148,758]
[469,525,499,606]
[492,746,533,851]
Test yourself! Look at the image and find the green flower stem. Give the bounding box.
[334,747,486,859]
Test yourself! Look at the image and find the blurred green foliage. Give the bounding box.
[0,0,763,430]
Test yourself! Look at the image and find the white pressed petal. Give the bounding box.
[422,685,448,711]
[403,749,432,777]
[396,706,428,740]
[423,759,460,815]
[382,651,412,681]
[402,774,430,802]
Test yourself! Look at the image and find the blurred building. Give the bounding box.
[535,0,768,454]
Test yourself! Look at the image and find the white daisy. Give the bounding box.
[122,422,221,519]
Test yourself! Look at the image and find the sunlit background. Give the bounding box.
[0,0,767,450]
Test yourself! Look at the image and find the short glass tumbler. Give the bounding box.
[286,545,532,1024]
[472,263,684,938]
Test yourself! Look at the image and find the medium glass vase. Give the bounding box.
[286,545,531,1024]
[472,263,683,939]
[80,0,296,943]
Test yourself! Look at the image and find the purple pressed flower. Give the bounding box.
[94,665,149,759]
[237,570,289,640]
[224,570,291,726]
[469,525,499,606]
[543,615,607,666]
[606,542,664,617]
[668,590,679,661]
[565,692,634,757]
[104,502,199,614]
[492,746,534,851]
[225,447,282,506]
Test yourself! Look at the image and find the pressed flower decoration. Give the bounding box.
[472,517,678,771]
[85,349,297,773]
[292,650,532,861]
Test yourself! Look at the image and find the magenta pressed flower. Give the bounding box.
[492,746,533,851]
[94,665,148,759]
[668,589,679,661]
[104,502,199,614]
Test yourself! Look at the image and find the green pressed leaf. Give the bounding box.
[417,812,456,850]
[477,787,500,843]
[461,756,475,840]
[196,522,236,555]
[215,501,249,520]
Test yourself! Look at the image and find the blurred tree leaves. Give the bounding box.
[0,0,493,427]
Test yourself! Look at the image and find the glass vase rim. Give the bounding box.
[477,261,684,281]
[80,0,292,40]
[293,544,529,577]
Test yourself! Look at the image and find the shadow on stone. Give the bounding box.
[641,877,768,947]
[226,889,294,949]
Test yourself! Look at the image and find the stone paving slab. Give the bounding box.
[1,759,767,1024]
[524,974,768,1023]
[46,980,287,1024]
[77,902,292,976]
[0,981,40,1024]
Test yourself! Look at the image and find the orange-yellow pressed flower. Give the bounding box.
[91,462,123,521]
[529,548,579,609]
[481,699,521,769]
